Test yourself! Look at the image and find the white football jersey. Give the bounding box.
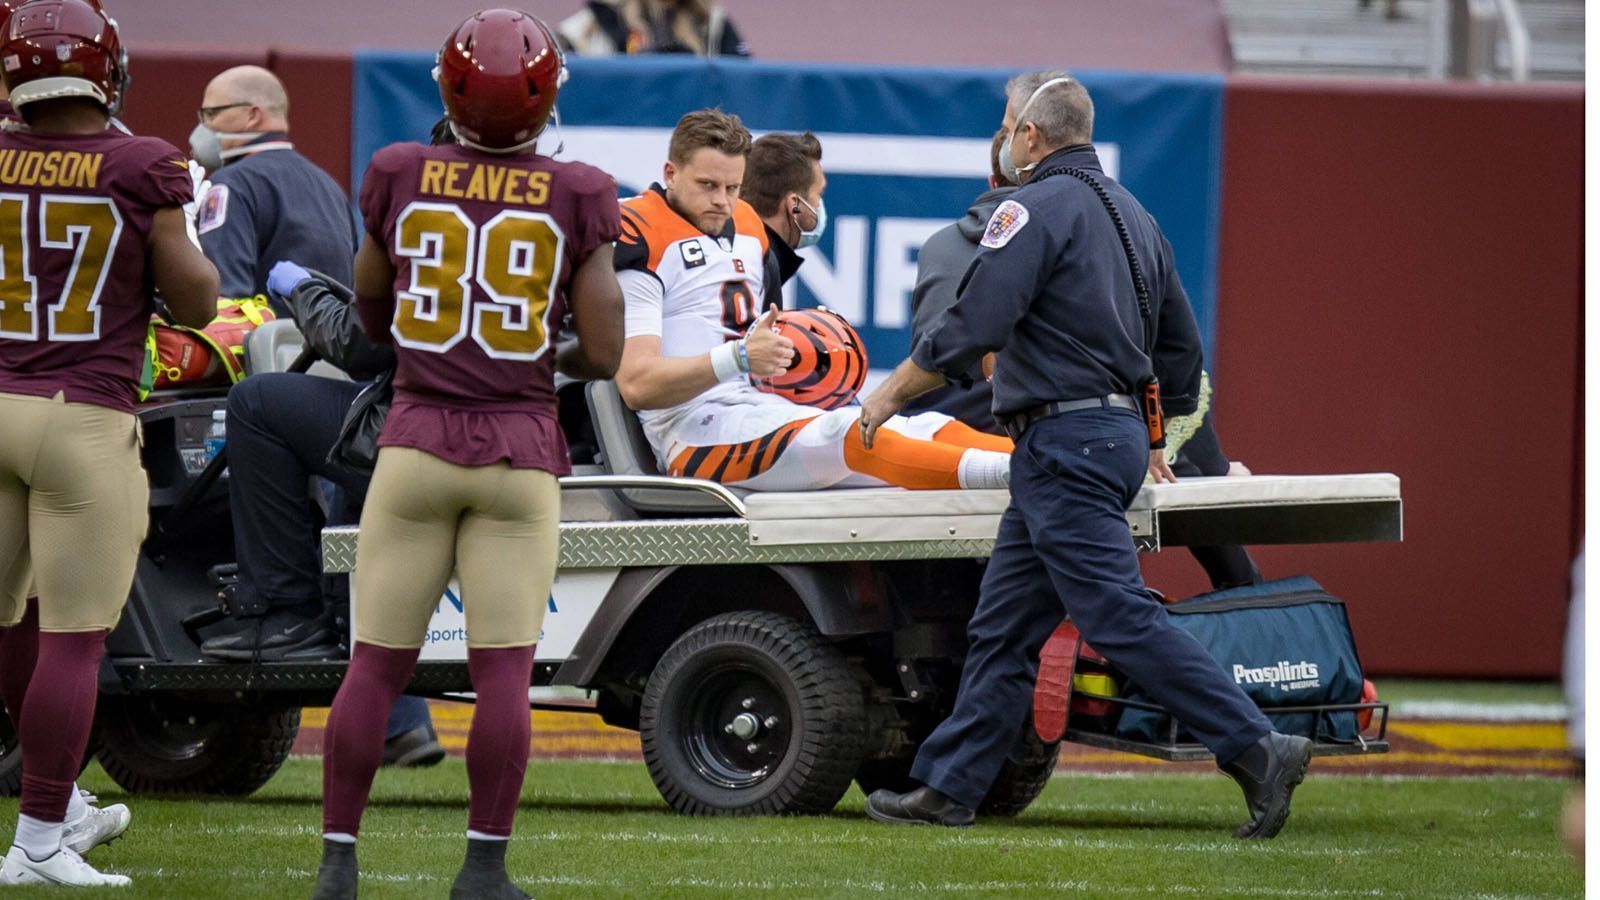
[617,185,812,460]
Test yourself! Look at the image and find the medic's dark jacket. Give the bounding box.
[910,144,1203,420]
[197,133,358,311]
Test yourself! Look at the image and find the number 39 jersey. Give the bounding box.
[358,141,620,473]
[0,129,193,413]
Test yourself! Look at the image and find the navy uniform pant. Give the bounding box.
[227,372,368,617]
[909,407,1272,808]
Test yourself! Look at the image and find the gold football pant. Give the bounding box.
[353,446,560,649]
[0,392,147,632]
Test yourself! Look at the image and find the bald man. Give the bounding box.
[190,65,357,312]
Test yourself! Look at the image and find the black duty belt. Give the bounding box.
[1003,393,1138,441]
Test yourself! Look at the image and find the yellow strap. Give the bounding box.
[1160,370,1212,466]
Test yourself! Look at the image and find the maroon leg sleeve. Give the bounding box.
[0,599,39,724]
[465,645,534,837]
[321,642,419,837]
[17,630,103,823]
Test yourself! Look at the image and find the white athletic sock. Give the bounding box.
[14,814,63,860]
[322,832,357,845]
[466,830,509,842]
[64,785,89,824]
[957,449,1011,490]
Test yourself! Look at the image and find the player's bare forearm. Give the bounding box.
[149,207,220,328]
[614,335,720,410]
[562,245,625,379]
[557,340,619,380]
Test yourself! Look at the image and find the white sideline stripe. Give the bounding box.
[176,820,1564,861]
[180,821,1376,858]
[109,866,1558,899]
[1388,700,1568,722]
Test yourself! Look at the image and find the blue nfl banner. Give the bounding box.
[353,54,1224,373]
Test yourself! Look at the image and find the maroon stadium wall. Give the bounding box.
[1142,78,1583,678]
[117,53,1582,677]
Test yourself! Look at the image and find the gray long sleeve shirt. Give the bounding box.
[909,144,1203,420]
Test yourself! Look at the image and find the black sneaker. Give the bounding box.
[864,786,975,827]
[382,724,446,768]
[1220,731,1313,839]
[202,609,341,662]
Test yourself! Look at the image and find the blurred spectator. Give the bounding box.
[1358,0,1402,21]
[558,0,750,57]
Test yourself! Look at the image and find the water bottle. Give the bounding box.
[203,409,226,463]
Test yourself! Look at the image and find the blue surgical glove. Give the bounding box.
[267,260,311,300]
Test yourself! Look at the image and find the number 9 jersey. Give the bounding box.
[356,141,621,475]
[0,130,193,412]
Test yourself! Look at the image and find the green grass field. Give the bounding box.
[0,756,1580,899]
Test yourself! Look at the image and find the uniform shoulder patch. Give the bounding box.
[980,199,1029,249]
[196,183,229,235]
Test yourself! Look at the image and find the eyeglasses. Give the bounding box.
[196,102,253,123]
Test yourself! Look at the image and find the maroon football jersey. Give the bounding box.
[357,142,620,473]
[0,127,192,413]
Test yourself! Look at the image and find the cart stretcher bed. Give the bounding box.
[321,472,1402,572]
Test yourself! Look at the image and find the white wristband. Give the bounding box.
[709,340,743,381]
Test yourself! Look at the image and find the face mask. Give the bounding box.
[188,123,265,170]
[998,75,1077,185]
[794,195,827,248]
[997,131,1021,186]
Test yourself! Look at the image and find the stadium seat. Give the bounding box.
[585,379,743,516]
[241,319,351,381]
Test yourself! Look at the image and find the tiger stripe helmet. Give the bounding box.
[755,307,868,410]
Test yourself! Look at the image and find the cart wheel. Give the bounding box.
[94,696,298,795]
[641,611,865,815]
[979,718,1060,817]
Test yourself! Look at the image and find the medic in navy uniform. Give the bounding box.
[858,72,1313,840]
[0,0,217,887]
[190,65,357,314]
[311,10,623,900]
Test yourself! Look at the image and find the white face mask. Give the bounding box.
[793,195,827,248]
[188,123,265,170]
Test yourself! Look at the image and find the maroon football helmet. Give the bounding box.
[435,8,567,153]
[1,0,124,114]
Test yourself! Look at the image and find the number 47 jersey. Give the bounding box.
[357,142,620,472]
[0,129,193,413]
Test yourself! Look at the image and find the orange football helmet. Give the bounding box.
[755,307,868,410]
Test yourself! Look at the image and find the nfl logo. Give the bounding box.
[717,237,732,252]
[55,44,70,62]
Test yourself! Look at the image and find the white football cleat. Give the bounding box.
[0,844,131,887]
[62,801,132,856]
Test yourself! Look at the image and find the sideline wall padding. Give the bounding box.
[1199,78,1582,678]
[115,52,268,158]
[114,50,353,194]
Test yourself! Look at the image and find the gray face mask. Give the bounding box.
[188,123,264,170]
[998,75,1077,185]
[998,130,1022,186]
